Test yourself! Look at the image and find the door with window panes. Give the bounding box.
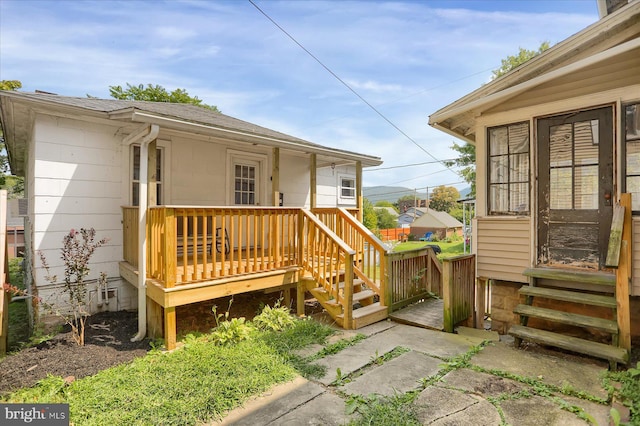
[234,160,259,205]
[537,106,613,270]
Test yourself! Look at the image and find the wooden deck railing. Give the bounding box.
[442,254,476,332]
[387,247,442,311]
[313,208,388,307]
[124,206,301,287]
[299,209,355,327]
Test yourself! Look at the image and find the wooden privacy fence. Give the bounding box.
[442,254,477,332]
[387,247,442,311]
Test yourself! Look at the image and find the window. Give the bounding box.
[132,145,163,206]
[340,177,356,199]
[487,122,530,215]
[623,102,640,212]
[234,162,257,205]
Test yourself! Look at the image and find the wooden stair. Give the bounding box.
[509,268,629,366]
[303,274,387,329]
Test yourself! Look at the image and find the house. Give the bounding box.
[429,1,640,364]
[409,209,463,240]
[397,206,428,226]
[0,91,390,349]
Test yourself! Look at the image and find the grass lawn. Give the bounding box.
[2,307,337,425]
[392,241,466,259]
[7,258,30,351]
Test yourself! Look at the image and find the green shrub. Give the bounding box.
[253,300,296,331]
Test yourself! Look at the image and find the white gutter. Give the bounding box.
[129,124,160,342]
[429,37,640,129]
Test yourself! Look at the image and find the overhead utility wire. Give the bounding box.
[248,0,458,173]
[365,158,457,172]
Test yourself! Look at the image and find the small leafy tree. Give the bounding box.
[362,198,378,231]
[38,228,109,345]
[429,185,460,212]
[375,208,398,229]
[446,42,551,199]
[107,83,220,112]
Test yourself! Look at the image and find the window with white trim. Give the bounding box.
[340,177,355,199]
[132,145,163,206]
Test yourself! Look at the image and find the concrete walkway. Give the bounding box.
[215,320,620,425]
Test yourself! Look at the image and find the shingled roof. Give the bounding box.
[0,91,382,174]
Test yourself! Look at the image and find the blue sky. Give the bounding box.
[0,0,599,195]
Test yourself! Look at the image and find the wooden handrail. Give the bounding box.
[617,194,632,353]
[299,210,355,326]
[313,207,389,308]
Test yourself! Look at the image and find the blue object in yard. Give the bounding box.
[424,232,433,241]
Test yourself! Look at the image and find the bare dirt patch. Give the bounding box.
[0,311,151,396]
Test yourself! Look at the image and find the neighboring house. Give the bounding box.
[397,206,428,226]
[0,91,384,348]
[410,210,463,240]
[429,1,639,364]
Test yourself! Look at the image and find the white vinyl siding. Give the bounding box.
[476,217,530,283]
[487,48,640,114]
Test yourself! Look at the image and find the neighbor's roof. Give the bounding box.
[0,91,382,175]
[411,210,463,229]
[428,1,640,144]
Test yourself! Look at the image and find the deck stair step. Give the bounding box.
[337,302,388,329]
[523,268,615,286]
[518,286,616,308]
[325,289,375,307]
[508,325,628,365]
[513,304,618,334]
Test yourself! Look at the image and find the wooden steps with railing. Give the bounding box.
[509,267,628,366]
[509,195,632,367]
[303,275,386,328]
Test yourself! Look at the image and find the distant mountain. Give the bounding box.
[363,186,427,204]
[364,186,472,204]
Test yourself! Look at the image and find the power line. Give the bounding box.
[365,158,457,172]
[248,0,459,174]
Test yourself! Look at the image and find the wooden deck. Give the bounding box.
[389,298,444,331]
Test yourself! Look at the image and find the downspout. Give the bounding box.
[131,124,160,342]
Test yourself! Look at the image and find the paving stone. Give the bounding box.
[455,326,500,342]
[470,343,609,400]
[217,377,324,425]
[500,395,591,425]
[383,324,487,358]
[439,369,525,397]
[314,331,402,385]
[555,395,611,426]
[270,391,352,425]
[341,351,441,396]
[413,386,500,425]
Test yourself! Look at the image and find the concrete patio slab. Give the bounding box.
[413,386,501,425]
[500,395,592,426]
[438,369,525,397]
[471,343,609,400]
[271,391,353,425]
[341,350,441,397]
